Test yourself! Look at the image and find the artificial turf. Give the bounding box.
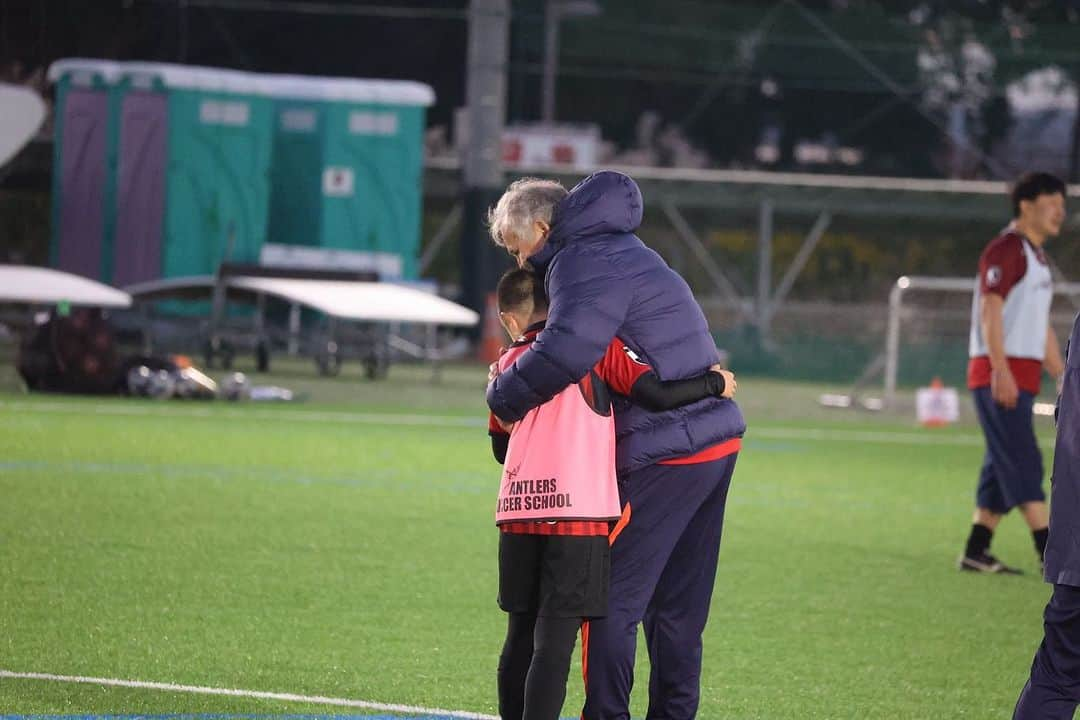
[0,366,1060,718]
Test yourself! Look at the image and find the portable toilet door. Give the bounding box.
[161,70,274,279]
[320,100,428,280]
[268,102,325,248]
[110,70,169,287]
[48,60,118,282]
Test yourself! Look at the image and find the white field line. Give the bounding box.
[0,399,1054,449]
[0,669,498,719]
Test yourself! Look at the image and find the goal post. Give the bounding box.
[883,275,1080,406]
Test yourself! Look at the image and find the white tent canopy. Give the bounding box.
[0,265,132,308]
[0,84,46,167]
[124,275,478,327]
[235,277,478,326]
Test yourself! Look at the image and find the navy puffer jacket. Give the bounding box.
[1045,313,1080,586]
[486,171,746,474]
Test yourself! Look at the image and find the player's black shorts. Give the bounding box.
[498,532,610,618]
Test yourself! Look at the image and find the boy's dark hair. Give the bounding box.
[496,268,548,316]
[1012,172,1066,218]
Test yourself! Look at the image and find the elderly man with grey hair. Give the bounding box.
[486,171,746,720]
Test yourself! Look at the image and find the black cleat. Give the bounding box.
[958,552,1023,574]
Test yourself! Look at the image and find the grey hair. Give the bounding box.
[486,177,568,246]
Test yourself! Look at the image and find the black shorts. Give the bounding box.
[498,532,610,618]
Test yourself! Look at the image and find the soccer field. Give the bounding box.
[0,364,1060,719]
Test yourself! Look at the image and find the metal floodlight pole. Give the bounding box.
[464,0,509,194]
[459,0,510,322]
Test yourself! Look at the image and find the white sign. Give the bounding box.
[501,124,599,171]
[199,100,249,126]
[70,71,96,87]
[129,74,157,91]
[348,111,398,136]
[916,385,960,426]
[280,108,317,132]
[322,166,355,197]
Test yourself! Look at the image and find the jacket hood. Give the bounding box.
[528,171,643,271]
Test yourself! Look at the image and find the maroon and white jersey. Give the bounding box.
[967,228,1053,393]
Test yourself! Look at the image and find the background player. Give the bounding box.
[961,172,1067,574]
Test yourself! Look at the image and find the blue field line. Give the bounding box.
[0,460,490,495]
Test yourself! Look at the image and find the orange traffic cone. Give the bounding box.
[479,292,505,363]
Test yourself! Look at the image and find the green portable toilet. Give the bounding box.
[49,60,433,286]
[266,77,434,279]
[49,60,275,285]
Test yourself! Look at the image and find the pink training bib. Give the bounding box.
[493,342,621,525]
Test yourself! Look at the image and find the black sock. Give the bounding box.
[965,523,993,557]
[1034,528,1049,560]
